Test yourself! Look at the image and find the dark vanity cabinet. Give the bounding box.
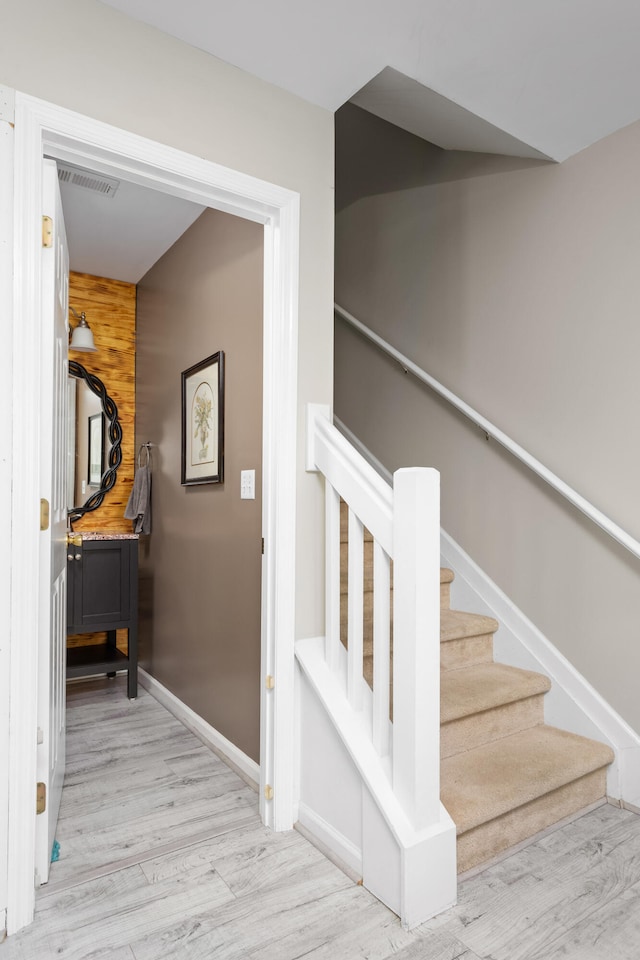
[67,534,139,698]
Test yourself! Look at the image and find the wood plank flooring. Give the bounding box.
[3,677,640,958]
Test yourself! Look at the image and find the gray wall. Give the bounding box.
[335,103,640,732]
[136,208,263,762]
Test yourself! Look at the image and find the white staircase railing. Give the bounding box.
[305,402,447,840]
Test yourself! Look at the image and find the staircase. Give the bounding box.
[341,510,614,875]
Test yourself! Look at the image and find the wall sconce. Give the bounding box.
[69,306,97,353]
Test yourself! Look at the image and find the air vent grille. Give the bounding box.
[57,162,120,198]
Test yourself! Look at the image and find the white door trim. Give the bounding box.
[0,86,16,937]
[7,91,299,934]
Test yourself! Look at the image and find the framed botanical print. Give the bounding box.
[181,351,225,485]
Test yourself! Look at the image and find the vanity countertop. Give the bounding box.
[77,532,139,541]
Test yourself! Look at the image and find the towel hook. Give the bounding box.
[137,442,153,468]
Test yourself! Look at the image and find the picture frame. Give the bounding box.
[87,412,105,487]
[181,351,225,485]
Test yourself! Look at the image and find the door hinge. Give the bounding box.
[40,498,50,531]
[261,537,264,555]
[37,726,44,745]
[36,782,46,815]
[265,675,275,690]
[42,216,53,248]
[264,784,274,801]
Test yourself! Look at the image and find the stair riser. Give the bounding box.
[440,582,451,610]
[339,583,449,613]
[340,544,376,593]
[357,626,496,663]
[341,624,495,668]
[340,575,448,605]
[441,633,494,671]
[340,596,450,646]
[441,696,545,759]
[456,767,608,874]
[340,595,389,629]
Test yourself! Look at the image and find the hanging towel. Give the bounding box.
[125,463,152,534]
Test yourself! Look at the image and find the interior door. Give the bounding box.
[35,158,69,885]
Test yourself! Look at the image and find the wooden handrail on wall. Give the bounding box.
[335,302,640,562]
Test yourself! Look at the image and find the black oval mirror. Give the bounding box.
[68,360,123,523]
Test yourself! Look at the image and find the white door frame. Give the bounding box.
[6,91,300,934]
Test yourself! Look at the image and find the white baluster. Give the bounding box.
[347,508,364,711]
[372,540,391,758]
[325,483,341,674]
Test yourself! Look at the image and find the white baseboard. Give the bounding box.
[297,802,363,878]
[440,530,640,801]
[138,668,260,788]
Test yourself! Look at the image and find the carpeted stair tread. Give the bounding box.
[441,725,614,835]
[441,609,499,644]
[441,662,551,724]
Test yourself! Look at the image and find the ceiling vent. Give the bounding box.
[56,162,120,199]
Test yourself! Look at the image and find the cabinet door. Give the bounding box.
[78,540,132,629]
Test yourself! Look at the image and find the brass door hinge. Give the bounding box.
[40,498,49,531]
[265,675,275,690]
[42,216,53,248]
[36,782,46,815]
[264,784,274,801]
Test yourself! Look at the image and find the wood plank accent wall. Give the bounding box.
[69,271,136,533]
[68,271,136,651]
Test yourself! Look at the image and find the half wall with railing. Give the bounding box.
[296,404,456,928]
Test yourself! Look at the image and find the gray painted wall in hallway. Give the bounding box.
[335,103,640,732]
[136,208,263,762]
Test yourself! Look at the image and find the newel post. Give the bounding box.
[392,467,441,829]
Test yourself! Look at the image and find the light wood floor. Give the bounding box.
[3,677,640,959]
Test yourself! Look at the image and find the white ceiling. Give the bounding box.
[56,161,205,283]
[61,0,640,281]
[100,0,640,162]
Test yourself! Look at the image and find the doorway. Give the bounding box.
[60,175,265,768]
[7,91,300,934]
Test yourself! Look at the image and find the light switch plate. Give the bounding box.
[241,469,255,500]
